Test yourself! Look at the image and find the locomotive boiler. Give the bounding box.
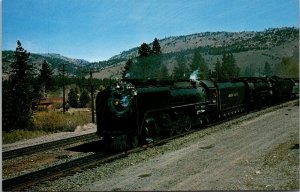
[96,80,210,149]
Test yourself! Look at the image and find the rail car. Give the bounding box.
[96,76,298,150]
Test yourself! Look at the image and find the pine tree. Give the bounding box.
[122,59,133,79]
[213,59,222,81]
[79,89,90,107]
[190,49,208,79]
[68,88,78,108]
[3,40,37,130]
[221,53,230,80]
[220,53,240,80]
[39,60,54,94]
[158,64,169,80]
[152,38,161,54]
[173,54,188,80]
[138,43,152,57]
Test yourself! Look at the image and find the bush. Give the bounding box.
[3,110,92,144]
[32,111,91,132]
[68,88,78,108]
[79,89,90,107]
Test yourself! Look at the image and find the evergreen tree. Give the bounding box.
[39,60,54,94]
[220,53,240,80]
[227,53,239,78]
[3,40,37,130]
[243,64,256,77]
[122,59,133,79]
[158,64,169,80]
[135,57,151,79]
[79,89,90,107]
[173,54,188,80]
[138,43,152,57]
[68,88,78,108]
[152,38,161,54]
[190,50,200,72]
[221,53,230,80]
[190,49,208,79]
[213,58,222,81]
[136,40,164,79]
[149,54,164,79]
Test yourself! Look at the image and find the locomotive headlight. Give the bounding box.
[109,92,134,115]
[109,81,136,116]
[113,95,129,109]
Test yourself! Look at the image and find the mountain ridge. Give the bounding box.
[110,27,298,60]
[2,27,299,79]
[92,27,298,79]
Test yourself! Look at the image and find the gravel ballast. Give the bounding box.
[31,101,299,191]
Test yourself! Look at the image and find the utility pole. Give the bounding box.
[89,71,95,123]
[82,70,97,123]
[60,64,66,112]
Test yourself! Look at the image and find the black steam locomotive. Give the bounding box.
[96,76,299,149]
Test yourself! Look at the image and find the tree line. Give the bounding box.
[122,37,298,82]
[122,38,240,81]
[2,41,116,131]
[243,57,298,78]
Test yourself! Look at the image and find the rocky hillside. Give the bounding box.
[3,27,298,79]
[93,27,298,79]
[111,27,298,59]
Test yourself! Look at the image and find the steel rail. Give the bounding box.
[3,132,99,160]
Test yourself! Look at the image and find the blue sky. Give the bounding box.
[3,0,299,62]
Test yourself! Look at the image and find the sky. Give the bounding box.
[3,0,299,62]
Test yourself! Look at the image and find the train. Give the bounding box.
[96,76,299,150]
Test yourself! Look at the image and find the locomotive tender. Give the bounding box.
[96,76,298,149]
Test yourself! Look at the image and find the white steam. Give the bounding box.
[189,69,200,81]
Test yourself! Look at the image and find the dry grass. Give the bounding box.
[32,110,92,132]
[3,110,92,144]
[3,129,48,144]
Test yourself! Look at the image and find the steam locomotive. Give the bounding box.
[96,76,299,149]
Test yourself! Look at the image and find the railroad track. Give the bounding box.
[1,111,261,191]
[3,100,297,191]
[3,132,100,160]
[3,131,194,191]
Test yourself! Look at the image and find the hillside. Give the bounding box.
[97,27,298,79]
[111,27,298,60]
[3,27,299,79]
[2,51,91,79]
